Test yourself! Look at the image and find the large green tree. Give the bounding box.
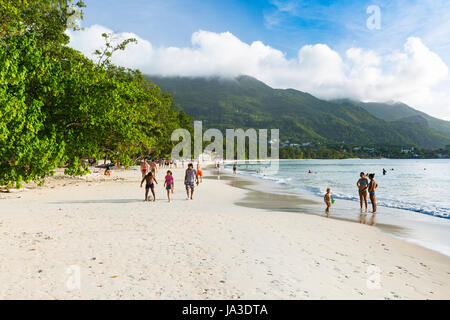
[0,31,65,187]
[0,1,192,188]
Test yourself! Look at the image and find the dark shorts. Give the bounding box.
[185,181,195,189]
[146,183,154,189]
[166,184,173,190]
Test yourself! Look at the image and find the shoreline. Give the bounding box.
[218,163,450,257]
[0,166,449,299]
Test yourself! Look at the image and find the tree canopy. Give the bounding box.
[0,1,192,188]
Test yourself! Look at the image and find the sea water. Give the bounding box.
[225,159,450,256]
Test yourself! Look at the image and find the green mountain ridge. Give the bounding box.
[147,75,450,149]
[333,99,450,138]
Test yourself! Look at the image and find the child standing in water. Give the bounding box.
[324,187,332,218]
[164,170,174,202]
[368,173,378,225]
[140,171,158,201]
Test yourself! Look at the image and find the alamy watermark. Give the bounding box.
[171,121,280,173]
[66,265,81,291]
[66,5,83,29]
[366,265,382,289]
[366,5,381,30]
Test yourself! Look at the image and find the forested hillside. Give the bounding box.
[333,99,450,138]
[149,75,450,149]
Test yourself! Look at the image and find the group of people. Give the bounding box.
[139,157,203,202]
[356,172,378,225]
[324,172,379,226]
[157,158,177,169]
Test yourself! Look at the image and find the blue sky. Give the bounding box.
[81,0,449,64]
[73,0,450,119]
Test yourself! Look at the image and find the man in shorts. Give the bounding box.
[185,163,199,200]
[140,171,158,201]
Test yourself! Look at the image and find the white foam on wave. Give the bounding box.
[234,165,450,220]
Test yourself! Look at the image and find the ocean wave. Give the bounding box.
[233,166,450,220]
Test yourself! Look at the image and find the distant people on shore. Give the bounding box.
[324,187,332,218]
[164,170,174,202]
[383,168,387,175]
[357,172,369,223]
[185,163,198,200]
[141,171,158,202]
[368,173,378,225]
[216,162,221,179]
[233,163,237,176]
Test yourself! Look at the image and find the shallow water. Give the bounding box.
[222,159,450,256]
[231,159,450,219]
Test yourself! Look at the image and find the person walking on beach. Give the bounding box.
[164,170,174,202]
[324,187,332,218]
[185,163,198,200]
[196,162,203,183]
[368,173,378,225]
[150,160,157,176]
[357,172,369,223]
[233,163,237,176]
[140,171,158,201]
[140,157,149,178]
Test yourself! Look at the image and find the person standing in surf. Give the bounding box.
[368,173,378,225]
[357,172,369,223]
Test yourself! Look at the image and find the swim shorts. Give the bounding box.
[185,181,195,189]
[146,183,154,189]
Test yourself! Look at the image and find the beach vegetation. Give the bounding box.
[0,1,192,188]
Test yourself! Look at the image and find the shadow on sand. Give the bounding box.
[51,199,143,204]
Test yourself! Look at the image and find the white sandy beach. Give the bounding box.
[0,166,449,299]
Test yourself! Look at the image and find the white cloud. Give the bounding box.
[68,25,450,120]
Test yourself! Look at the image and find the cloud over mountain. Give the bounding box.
[68,25,450,120]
